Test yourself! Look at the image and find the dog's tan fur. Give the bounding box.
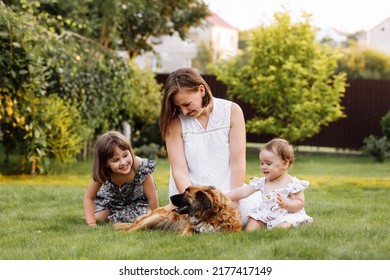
[113,185,242,235]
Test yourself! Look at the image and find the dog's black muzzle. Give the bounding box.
[170,192,190,214]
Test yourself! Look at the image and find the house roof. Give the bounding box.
[316,27,347,42]
[369,16,390,32]
[206,10,238,30]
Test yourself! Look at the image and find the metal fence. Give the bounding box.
[156,74,390,150]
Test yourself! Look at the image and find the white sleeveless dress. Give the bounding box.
[168,97,262,226]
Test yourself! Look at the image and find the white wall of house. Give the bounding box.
[134,10,239,73]
[366,17,390,55]
[211,25,238,59]
[134,35,197,73]
[191,23,238,60]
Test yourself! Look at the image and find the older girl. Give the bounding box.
[83,131,158,226]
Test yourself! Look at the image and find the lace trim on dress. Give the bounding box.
[248,176,309,195]
[248,177,266,191]
[179,97,230,135]
[182,125,230,135]
[287,177,309,194]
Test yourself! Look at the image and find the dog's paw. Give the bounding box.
[194,222,216,233]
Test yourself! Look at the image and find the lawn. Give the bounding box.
[0,149,389,260]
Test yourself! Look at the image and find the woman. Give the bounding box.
[160,67,261,226]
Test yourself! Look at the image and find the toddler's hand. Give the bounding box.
[276,193,286,209]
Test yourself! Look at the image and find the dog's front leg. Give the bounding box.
[113,205,176,232]
[127,213,166,231]
[113,222,135,231]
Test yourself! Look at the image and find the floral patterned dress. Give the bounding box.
[247,176,313,230]
[94,158,156,223]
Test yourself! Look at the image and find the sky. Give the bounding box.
[204,0,390,33]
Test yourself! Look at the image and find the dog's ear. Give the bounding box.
[195,190,212,210]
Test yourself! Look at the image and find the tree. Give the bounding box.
[192,41,214,74]
[212,11,347,143]
[4,0,209,58]
[116,0,209,58]
[337,42,390,79]
[237,29,252,51]
[0,4,89,173]
[0,3,162,173]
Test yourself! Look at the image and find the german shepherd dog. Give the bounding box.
[113,185,242,235]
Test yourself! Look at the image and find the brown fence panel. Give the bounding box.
[156,74,390,150]
[299,80,390,149]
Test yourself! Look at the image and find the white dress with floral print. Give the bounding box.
[247,176,313,230]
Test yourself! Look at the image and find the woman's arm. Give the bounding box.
[165,117,192,194]
[83,180,101,226]
[229,102,247,190]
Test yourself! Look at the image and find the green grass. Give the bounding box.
[0,151,390,260]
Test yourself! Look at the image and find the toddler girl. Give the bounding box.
[228,138,313,231]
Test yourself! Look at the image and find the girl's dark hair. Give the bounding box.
[92,131,135,183]
[159,67,213,140]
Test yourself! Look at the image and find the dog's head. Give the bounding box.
[170,185,221,215]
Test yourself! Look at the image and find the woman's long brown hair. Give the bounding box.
[159,67,213,140]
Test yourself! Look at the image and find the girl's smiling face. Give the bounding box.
[106,146,133,175]
[259,149,289,181]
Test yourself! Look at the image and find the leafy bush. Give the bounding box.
[25,95,90,173]
[362,135,389,162]
[381,111,390,139]
[135,143,160,160]
[0,4,162,172]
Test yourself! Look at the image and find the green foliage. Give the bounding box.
[0,3,163,173]
[381,111,390,138]
[21,95,89,173]
[34,95,89,163]
[127,64,164,148]
[6,0,209,58]
[127,63,162,129]
[192,41,214,74]
[362,135,389,162]
[55,35,136,134]
[338,43,390,79]
[116,0,209,58]
[0,3,57,173]
[134,143,160,160]
[212,11,347,143]
[237,30,252,50]
[134,143,167,160]
[362,111,390,162]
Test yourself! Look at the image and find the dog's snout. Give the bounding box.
[170,192,186,206]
